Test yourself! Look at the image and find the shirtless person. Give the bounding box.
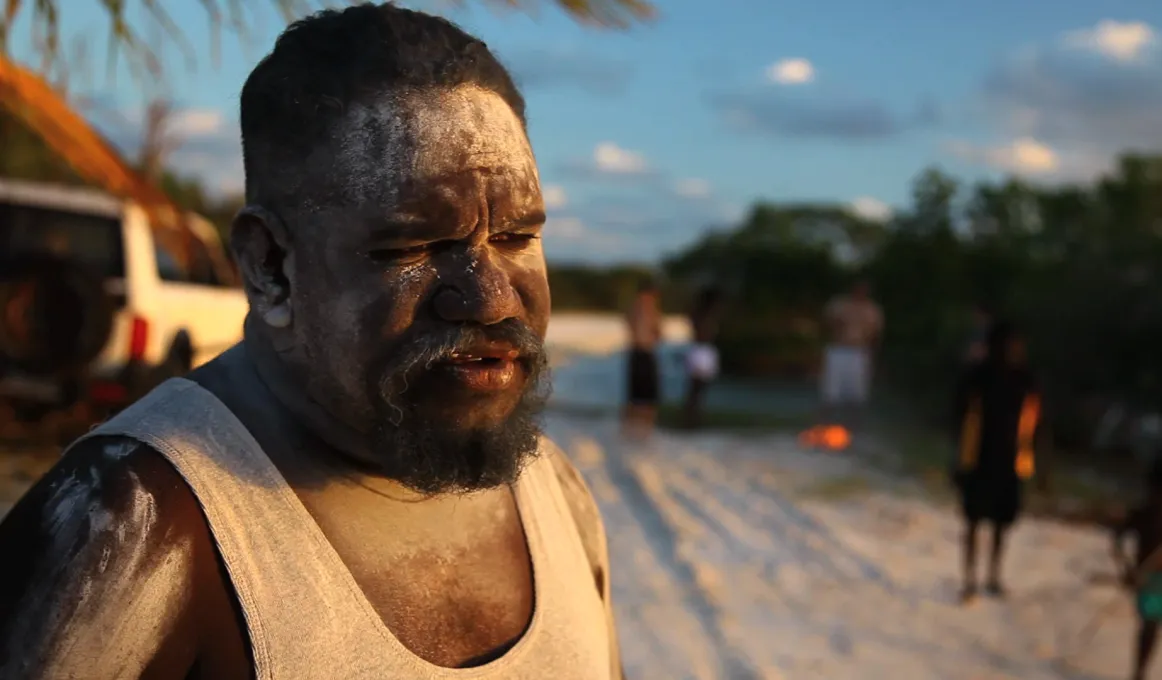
[819,280,883,430]
[622,280,662,439]
[0,5,622,679]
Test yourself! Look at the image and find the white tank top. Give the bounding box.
[74,378,614,679]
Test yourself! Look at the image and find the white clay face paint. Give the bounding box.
[405,86,540,188]
[337,85,542,209]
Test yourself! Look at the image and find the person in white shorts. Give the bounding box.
[819,280,883,428]
[682,286,724,429]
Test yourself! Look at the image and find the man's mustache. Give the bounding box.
[373,319,547,415]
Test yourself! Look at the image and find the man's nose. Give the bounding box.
[433,252,521,325]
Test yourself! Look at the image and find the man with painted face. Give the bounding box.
[0,5,623,679]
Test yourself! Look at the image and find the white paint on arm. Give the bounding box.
[2,441,196,680]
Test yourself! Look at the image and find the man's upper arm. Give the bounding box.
[546,443,624,679]
[0,437,202,679]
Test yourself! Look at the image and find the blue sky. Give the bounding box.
[10,0,1162,263]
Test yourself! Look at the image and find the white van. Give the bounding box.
[0,179,248,423]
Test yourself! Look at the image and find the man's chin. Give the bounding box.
[366,361,551,494]
[368,409,544,495]
[421,398,528,431]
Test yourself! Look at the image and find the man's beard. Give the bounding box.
[363,319,551,495]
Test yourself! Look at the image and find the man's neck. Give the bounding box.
[240,315,384,474]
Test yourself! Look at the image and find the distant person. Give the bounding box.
[952,321,1040,604]
[964,303,993,366]
[819,280,883,429]
[682,286,724,429]
[624,280,662,439]
[1113,458,1162,680]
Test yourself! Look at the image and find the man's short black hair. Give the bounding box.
[239,2,526,206]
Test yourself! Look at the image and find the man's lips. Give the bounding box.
[436,345,523,392]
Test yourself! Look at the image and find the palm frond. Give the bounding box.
[0,0,653,84]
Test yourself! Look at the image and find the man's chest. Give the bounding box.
[299,485,536,668]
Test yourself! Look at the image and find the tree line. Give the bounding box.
[554,155,1162,451]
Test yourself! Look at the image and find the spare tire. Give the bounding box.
[0,254,115,378]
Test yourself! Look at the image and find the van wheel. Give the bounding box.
[0,255,114,379]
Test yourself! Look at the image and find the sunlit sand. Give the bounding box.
[547,313,1142,680]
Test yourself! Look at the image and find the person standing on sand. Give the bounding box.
[682,285,724,429]
[964,302,993,366]
[818,280,883,430]
[0,5,623,679]
[1113,458,1162,680]
[623,280,663,439]
[952,321,1040,604]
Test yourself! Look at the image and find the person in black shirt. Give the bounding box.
[964,302,993,367]
[952,320,1040,603]
[1113,458,1162,680]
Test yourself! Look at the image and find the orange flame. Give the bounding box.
[798,425,852,451]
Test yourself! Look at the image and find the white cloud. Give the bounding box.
[973,22,1162,180]
[169,108,228,137]
[849,196,892,222]
[542,184,568,210]
[946,137,1060,175]
[548,216,587,239]
[674,178,711,199]
[592,142,648,174]
[176,151,245,196]
[1063,20,1157,62]
[766,58,815,85]
[90,103,243,197]
[544,216,624,258]
[718,203,745,224]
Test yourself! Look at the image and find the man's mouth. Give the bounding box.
[438,345,523,391]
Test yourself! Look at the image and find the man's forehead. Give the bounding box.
[335,86,538,186]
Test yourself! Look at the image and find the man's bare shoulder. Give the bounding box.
[2,434,207,541]
[0,435,211,678]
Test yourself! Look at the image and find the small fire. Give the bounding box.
[798,424,852,451]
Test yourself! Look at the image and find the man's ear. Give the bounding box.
[231,206,295,329]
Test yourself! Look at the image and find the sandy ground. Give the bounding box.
[544,313,1144,680]
[0,313,1149,679]
[549,416,1140,680]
